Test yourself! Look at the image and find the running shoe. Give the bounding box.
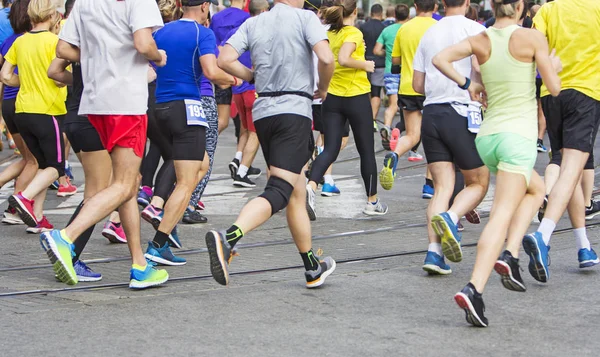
[233,174,256,188]
[57,179,77,197]
[2,207,24,225]
[102,220,127,243]
[422,251,452,275]
[248,166,262,179]
[363,199,388,216]
[578,248,600,268]
[229,158,240,179]
[141,204,162,229]
[40,230,77,285]
[457,221,464,232]
[306,184,316,221]
[321,183,341,197]
[408,150,423,162]
[389,128,400,152]
[49,180,59,190]
[196,201,205,211]
[182,207,208,224]
[145,241,187,266]
[494,250,526,292]
[380,127,390,151]
[74,260,102,282]
[585,200,600,220]
[454,283,488,328]
[465,210,480,224]
[9,192,37,227]
[422,184,434,199]
[537,139,548,153]
[8,139,16,150]
[129,263,169,289]
[65,164,74,181]
[168,226,182,249]
[137,186,153,208]
[431,212,463,263]
[379,152,398,190]
[26,216,53,234]
[538,195,548,222]
[305,256,336,288]
[205,230,234,285]
[522,232,550,283]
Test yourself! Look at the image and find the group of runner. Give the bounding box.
[0,0,598,328]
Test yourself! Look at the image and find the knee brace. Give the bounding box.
[259,176,294,215]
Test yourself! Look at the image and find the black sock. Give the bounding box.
[426,178,434,188]
[112,222,121,228]
[226,225,244,248]
[467,282,482,297]
[300,249,320,271]
[153,231,170,247]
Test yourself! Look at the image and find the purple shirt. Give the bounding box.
[433,13,443,21]
[210,7,250,44]
[0,33,21,100]
[222,27,254,95]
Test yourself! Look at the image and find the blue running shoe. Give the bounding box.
[431,212,462,263]
[40,230,77,285]
[168,226,182,249]
[578,248,600,268]
[145,241,186,266]
[137,186,153,208]
[65,164,74,181]
[321,183,341,197]
[422,251,452,275]
[129,264,169,289]
[522,232,550,282]
[74,260,102,282]
[379,152,398,190]
[422,184,434,199]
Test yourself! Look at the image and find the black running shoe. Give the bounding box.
[247,166,262,179]
[182,208,208,224]
[585,200,600,220]
[305,256,336,288]
[494,250,526,292]
[380,128,390,151]
[205,230,232,286]
[454,283,488,327]
[233,174,256,188]
[538,195,548,222]
[229,158,240,179]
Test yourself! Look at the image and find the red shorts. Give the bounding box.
[232,90,256,132]
[230,101,238,118]
[87,114,148,158]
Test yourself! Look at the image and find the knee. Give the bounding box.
[114,181,138,200]
[259,176,294,215]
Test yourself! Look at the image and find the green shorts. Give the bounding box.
[475,133,537,185]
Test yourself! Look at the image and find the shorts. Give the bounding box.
[232,90,256,132]
[15,113,65,176]
[312,104,349,137]
[535,77,542,99]
[399,95,425,112]
[2,97,18,134]
[154,100,207,161]
[88,114,148,158]
[542,89,600,154]
[368,67,385,98]
[476,132,537,185]
[421,104,483,170]
[255,114,313,174]
[384,73,400,96]
[215,87,232,105]
[63,112,105,153]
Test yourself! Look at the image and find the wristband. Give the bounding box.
[459,77,471,90]
[232,77,238,86]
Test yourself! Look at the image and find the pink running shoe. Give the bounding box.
[141,204,162,230]
[389,128,400,152]
[102,220,127,243]
[26,216,54,234]
[57,178,77,197]
[465,210,481,224]
[8,192,37,227]
[196,201,205,211]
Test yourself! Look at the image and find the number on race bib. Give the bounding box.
[184,99,207,126]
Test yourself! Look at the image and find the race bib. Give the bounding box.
[467,109,482,134]
[184,99,207,126]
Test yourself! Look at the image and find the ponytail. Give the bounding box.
[321,0,357,32]
[158,0,183,23]
[492,0,520,19]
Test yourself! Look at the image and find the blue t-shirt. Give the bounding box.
[210,7,249,44]
[0,8,13,46]
[0,33,21,100]
[153,19,217,103]
[222,27,253,95]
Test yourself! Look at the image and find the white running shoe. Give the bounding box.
[306,184,316,221]
[363,199,388,216]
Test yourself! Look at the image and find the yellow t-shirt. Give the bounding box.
[391,16,436,96]
[4,31,67,116]
[327,26,371,97]
[533,0,600,101]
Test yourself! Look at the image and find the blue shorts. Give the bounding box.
[384,73,400,96]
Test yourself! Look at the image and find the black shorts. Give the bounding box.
[312,104,349,137]
[15,113,65,176]
[255,114,313,174]
[215,87,232,105]
[542,89,600,154]
[421,104,484,170]
[399,95,425,112]
[2,97,17,134]
[63,111,105,153]
[535,77,542,99]
[154,100,207,161]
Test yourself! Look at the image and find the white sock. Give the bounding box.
[447,211,459,225]
[574,227,591,250]
[324,174,334,185]
[65,160,70,169]
[428,243,443,256]
[317,146,324,155]
[537,218,556,246]
[234,151,243,161]
[238,164,249,178]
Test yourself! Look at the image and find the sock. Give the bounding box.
[235,151,243,161]
[59,229,73,244]
[370,199,379,205]
[467,282,482,296]
[428,243,443,255]
[586,201,593,209]
[426,178,434,188]
[226,224,244,248]
[448,211,459,225]
[300,249,320,271]
[324,174,334,185]
[132,263,147,271]
[574,227,591,250]
[537,218,556,246]
[238,165,249,178]
[65,160,70,169]
[153,231,170,247]
[537,138,543,145]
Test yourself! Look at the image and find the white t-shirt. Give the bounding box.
[413,15,485,113]
[59,0,163,115]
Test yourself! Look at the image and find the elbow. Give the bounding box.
[0,72,10,85]
[204,65,219,81]
[431,55,442,70]
[321,52,334,67]
[337,56,348,67]
[549,85,561,97]
[413,84,424,95]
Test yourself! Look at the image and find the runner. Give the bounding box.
[209,0,336,287]
[382,5,396,27]
[40,0,169,289]
[0,0,15,151]
[433,0,562,326]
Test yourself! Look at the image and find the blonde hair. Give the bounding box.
[493,0,519,19]
[158,0,183,23]
[49,10,62,34]
[27,0,56,24]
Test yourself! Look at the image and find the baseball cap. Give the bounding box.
[303,0,321,12]
[181,0,219,6]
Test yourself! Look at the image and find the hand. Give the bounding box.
[549,49,562,74]
[364,60,375,73]
[467,82,487,108]
[314,87,327,101]
[233,77,244,86]
[155,50,167,67]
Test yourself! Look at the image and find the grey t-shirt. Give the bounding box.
[227,3,327,122]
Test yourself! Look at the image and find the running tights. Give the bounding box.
[141,141,161,187]
[69,201,94,263]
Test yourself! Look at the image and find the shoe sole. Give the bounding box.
[144,253,187,266]
[579,258,600,269]
[2,217,24,225]
[26,228,52,234]
[306,190,316,221]
[228,163,238,180]
[306,260,337,288]
[182,217,208,224]
[379,160,395,191]
[102,229,127,244]
[205,231,229,286]
[431,216,463,263]
[233,181,256,188]
[422,193,433,199]
[362,207,388,216]
[40,233,78,285]
[57,191,77,197]
[465,211,480,224]
[129,274,169,289]
[422,264,452,275]
[248,172,261,179]
[77,275,102,282]
[408,157,423,162]
[9,195,37,227]
[494,261,526,292]
[321,192,340,197]
[141,211,162,231]
[137,198,150,208]
[454,292,487,328]
[522,236,548,283]
[168,234,182,249]
[585,211,600,220]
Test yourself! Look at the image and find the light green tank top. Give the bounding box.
[479,25,537,142]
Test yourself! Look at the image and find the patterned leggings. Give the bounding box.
[189,96,218,207]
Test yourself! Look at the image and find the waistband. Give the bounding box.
[257,91,313,101]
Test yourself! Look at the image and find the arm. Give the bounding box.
[373,42,385,57]
[56,39,80,62]
[338,42,374,72]
[202,53,239,88]
[0,61,19,87]
[216,45,252,83]
[313,40,335,100]
[147,66,157,83]
[133,28,166,65]
[48,58,73,85]
[531,32,561,96]
[412,70,425,94]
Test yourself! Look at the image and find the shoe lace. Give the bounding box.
[228,249,240,264]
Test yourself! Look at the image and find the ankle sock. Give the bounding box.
[59,229,73,244]
[132,263,147,271]
[537,218,556,246]
[574,227,591,250]
[226,224,244,248]
[153,231,170,247]
[428,243,443,256]
[426,179,434,188]
[324,174,334,185]
[238,165,249,178]
[234,151,243,161]
[300,249,320,271]
[447,211,459,225]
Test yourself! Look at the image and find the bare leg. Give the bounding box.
[287,172,312,253]
[537,98,546,142]
[392,110,422,157]
[427,162,455,244]
[544,163,560,195]
[217,104,230,134]
[582,169,594,205]
[448,166,489,217]
[240,131,259,171]
[383,94,398,128]
[12,135,38,193]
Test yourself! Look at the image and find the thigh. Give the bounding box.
[28,114,65,172]
[475,135,500,175]
[343,94,375,149]
[2,98,18,135]
[495,133,537,184]
[439,105,484,170]
[312,104,324,133]
[160,100,206,161]
[560,90,599,153]
[215,87,232,105]
[322,95,350,146]
[256,115,312,174]
[421,105,452,164]
[15,113,45,165]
